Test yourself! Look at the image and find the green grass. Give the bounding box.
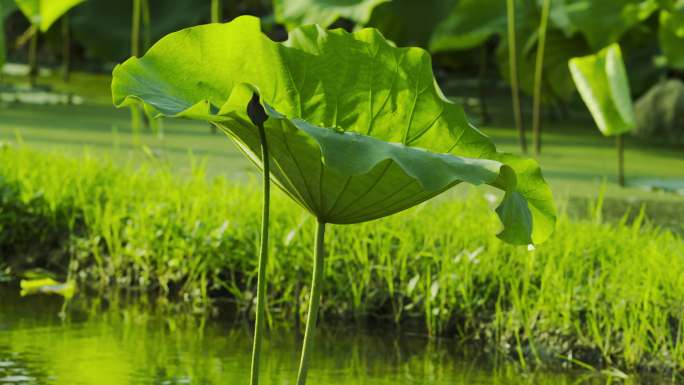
[2,145,684,374]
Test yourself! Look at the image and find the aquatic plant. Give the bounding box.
[426,1,580,155]
[129,0,160,136]
[658,2,684,70]
[505,0,526,154]
[274,0,387,30]
[13,0,84,85]
[531,0,550,155]
[111,16,555,385]
[427,0,550,154]
[569,44,635,187]
[559,0,658,52]
[210,0,221,23]
[429,0,504,52]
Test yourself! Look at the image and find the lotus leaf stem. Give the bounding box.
[295,219,326,385]
[617,134,625,187]
[506,0,527,154]
[62,15,70,82]
[28,31,38,87]
[211,0,222,23]
[532,0,550,155]
[249,98,270,385]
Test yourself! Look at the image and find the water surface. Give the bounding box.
[0,284,661,385]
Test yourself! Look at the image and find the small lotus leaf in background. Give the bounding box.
[14,0,84,32]
[0,0,16,69]
[658,0,684,10]
[558,0,658,51]
[366,0,454,48]
[548,0,577,37]
[619,23,665,96]
[429,0,506,52]
[70,0,208,63]
[569,44,636,136]
[274,0,388,30]
[659,7,684,70]
[112,16,556,245]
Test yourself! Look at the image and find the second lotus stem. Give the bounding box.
[295,219,326,385]
[532,0,551,155]
[506,0,527,154]
[617,134,625,187]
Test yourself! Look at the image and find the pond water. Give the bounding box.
[0,284,660,385]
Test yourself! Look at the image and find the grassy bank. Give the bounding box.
[2,145,684,373]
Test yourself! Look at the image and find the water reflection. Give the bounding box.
[0,284,663,385]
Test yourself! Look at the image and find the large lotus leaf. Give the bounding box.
[14,0,84,32]
[569,44,636,136]
[555,0,658,50]
[111,16,556,245]
[274,0,389,30]
[659,8,684,70]
[0,0,16,69]
[366,0,455,48]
